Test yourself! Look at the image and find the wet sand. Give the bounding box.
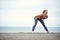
[0,32,60,40]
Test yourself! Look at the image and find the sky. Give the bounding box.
[0,0,60,27]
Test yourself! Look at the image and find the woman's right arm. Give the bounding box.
[34,15,41,20]
[34,16,38,20]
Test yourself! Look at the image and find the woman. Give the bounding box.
[32,10,49,32]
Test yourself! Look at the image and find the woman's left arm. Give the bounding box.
[44,15,48,19]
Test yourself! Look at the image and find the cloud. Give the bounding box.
[0,0,60,27]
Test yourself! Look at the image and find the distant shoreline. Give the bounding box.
[0,32,60,34]
[0,27,60,32]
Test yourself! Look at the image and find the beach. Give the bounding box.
[0,32,60,40]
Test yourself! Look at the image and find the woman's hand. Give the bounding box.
[34,16,38,20]
[44,15,48,19]
[34,15,41,20]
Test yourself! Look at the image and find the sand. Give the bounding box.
[0,32,60,40]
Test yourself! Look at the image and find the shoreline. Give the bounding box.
[0,32,60,33]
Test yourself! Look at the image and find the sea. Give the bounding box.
[0,27,60,33]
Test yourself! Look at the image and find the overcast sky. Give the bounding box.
[0,0,60,27]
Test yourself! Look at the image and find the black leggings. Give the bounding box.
[32,18,48,32]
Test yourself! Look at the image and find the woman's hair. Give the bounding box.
[43,10,47,13]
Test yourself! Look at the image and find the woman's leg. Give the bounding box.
[38,19,48,32]
[32,19,38,31]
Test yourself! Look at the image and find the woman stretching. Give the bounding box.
[32,10,49,32]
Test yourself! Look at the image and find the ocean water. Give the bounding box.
[0,27,60,33]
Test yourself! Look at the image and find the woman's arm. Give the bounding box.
[34,15,42,20]
[44,15,48,19]
[34,16,38,20]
